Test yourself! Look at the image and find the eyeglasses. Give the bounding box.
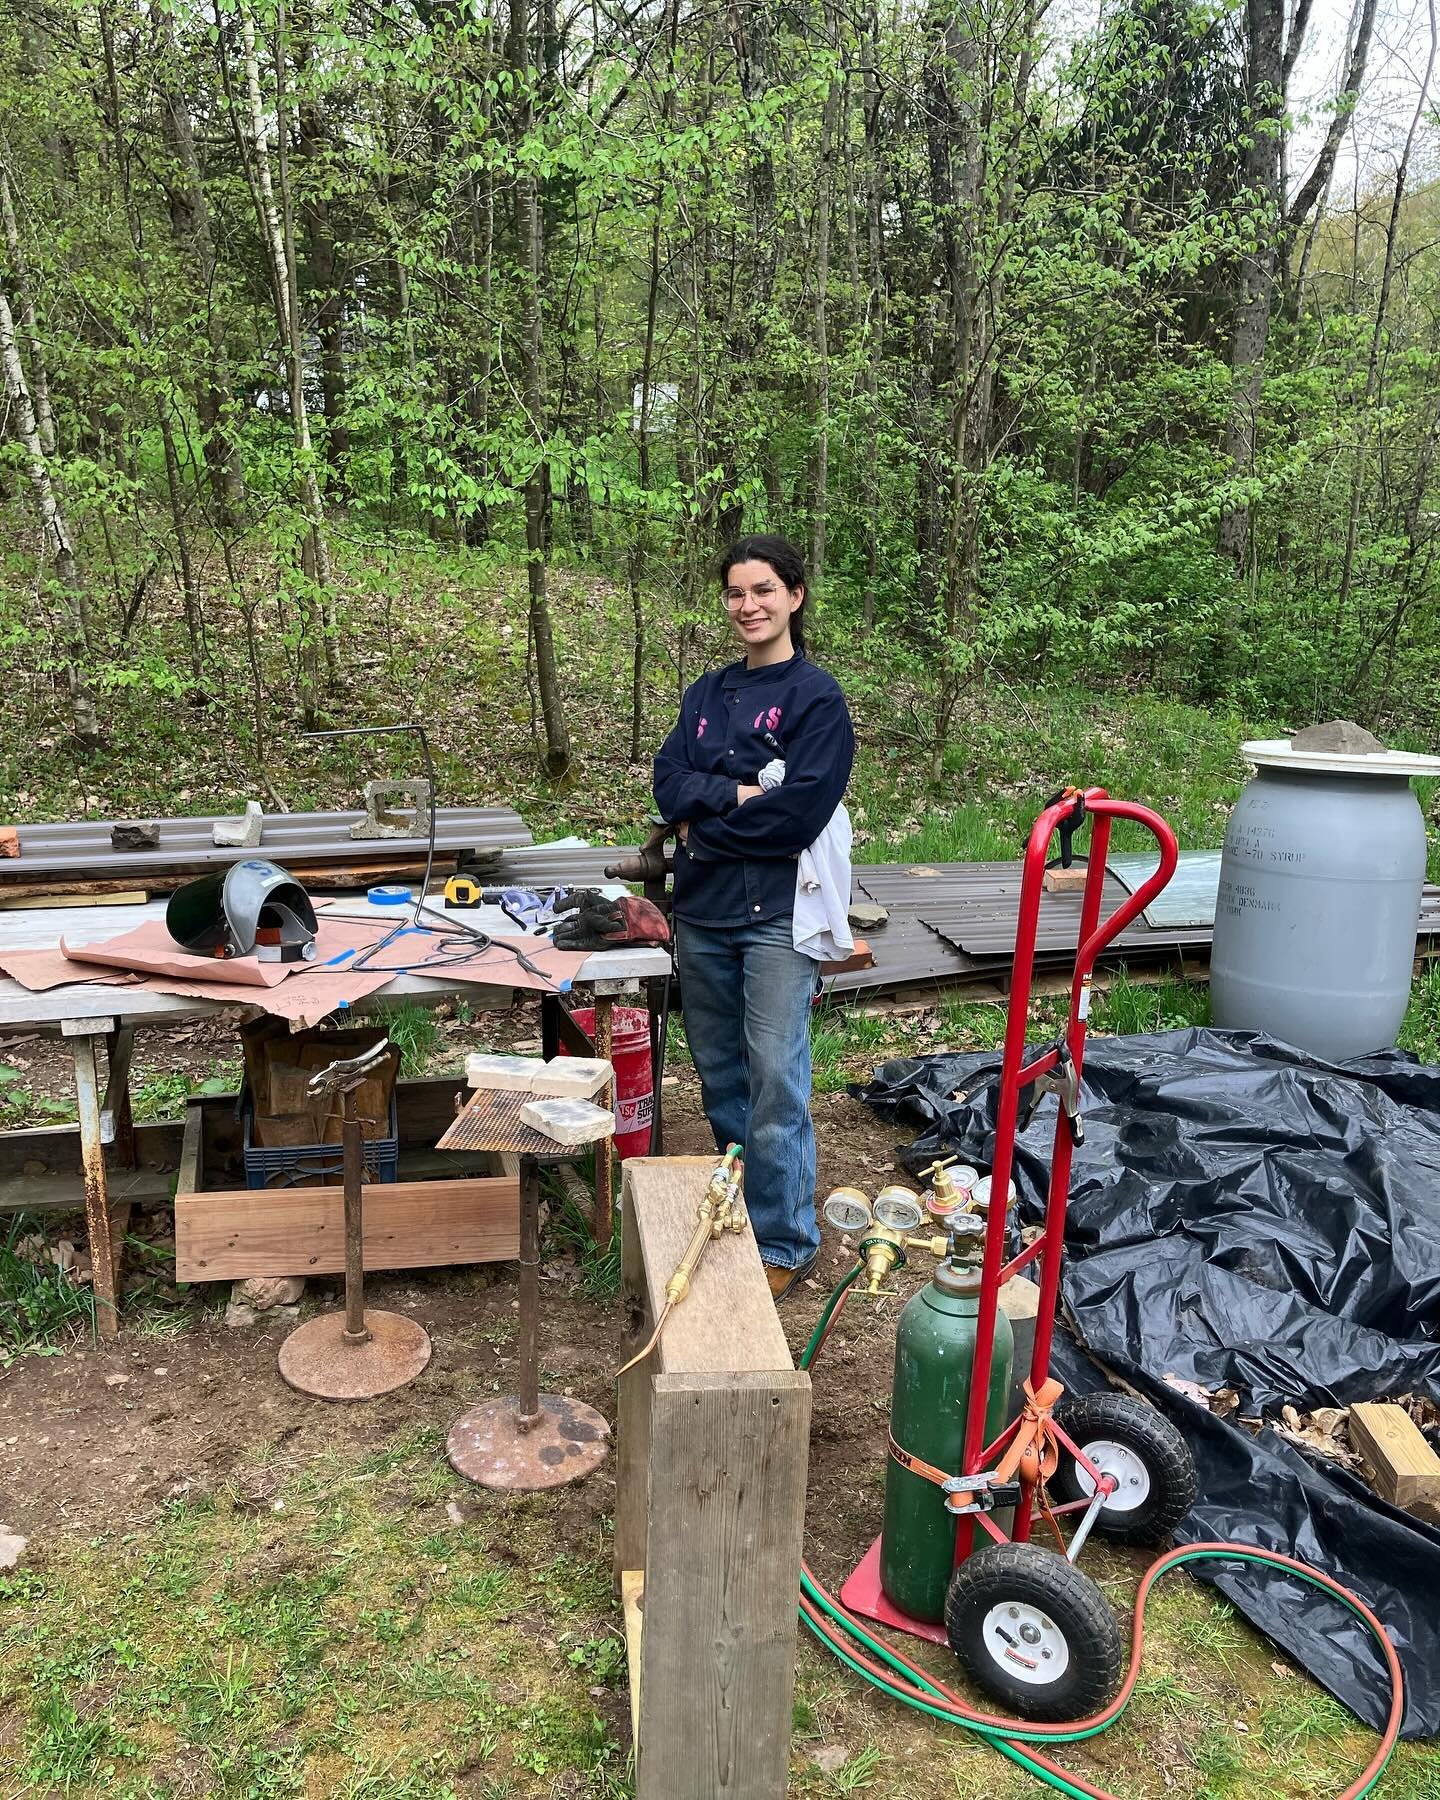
[722,582,786,612]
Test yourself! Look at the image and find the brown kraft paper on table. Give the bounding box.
[0,948,140,993]
[139,963,399,1028]
[437,937,591,994]
[59,918,387,987]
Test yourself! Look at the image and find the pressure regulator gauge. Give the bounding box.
[871,1185,925,1233]
[823,1188,873,1233]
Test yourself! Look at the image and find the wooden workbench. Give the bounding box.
[0,897,671,1334]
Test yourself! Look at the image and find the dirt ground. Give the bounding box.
[0,1073,892,1541]
[0,1006,1431,1799]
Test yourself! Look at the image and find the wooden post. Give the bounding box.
[67,1022,120,1336]
[616,1157,811,1800]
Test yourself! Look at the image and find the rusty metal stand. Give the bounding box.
[278,1043,431,1401]
[439,1090,610,1491]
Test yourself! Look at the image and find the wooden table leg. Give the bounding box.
[103,1027,137,1169]
[70,1031,120,1338]
[593,995,614,1248]
[540,992,561,1062]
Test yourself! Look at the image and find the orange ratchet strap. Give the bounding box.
[887,1377,1066,1514]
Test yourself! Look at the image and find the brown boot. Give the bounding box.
[764,1254,818,1304]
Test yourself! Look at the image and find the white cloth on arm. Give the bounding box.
[757,758,855,962]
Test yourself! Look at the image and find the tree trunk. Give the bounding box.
[156,10,244,524]
[810,14,841,590]
[0,170,57,459]
[1218,0,1285,570]
[294,0,349,472]
[0,284,99,743]
[238,5,333,720]
[859,2,885,630]
[1333,0,1436,641]
[510,0,571,779]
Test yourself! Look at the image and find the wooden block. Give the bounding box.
[638,1371,810,1800]
[0,888,147,910]
[1350,1402,1440,1511]
[620,1158,793,1375]
[174,1175,519,1281]
[1043,864,1090,892]
[616,1157,811,1799]
[821,937,874,977]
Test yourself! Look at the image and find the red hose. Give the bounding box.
[802,1545,1403,1799]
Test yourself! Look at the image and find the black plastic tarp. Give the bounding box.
[853,1028,1440,1736]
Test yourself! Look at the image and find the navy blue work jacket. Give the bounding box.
[653,653,855,928]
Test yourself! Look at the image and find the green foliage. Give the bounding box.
[1,0,1436,775]
[0,1212,98,1364]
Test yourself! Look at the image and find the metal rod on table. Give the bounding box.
[341,1091,371,1345]
[517,1159,541,1429]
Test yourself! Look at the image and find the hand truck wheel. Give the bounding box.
[944,1541,1123,1721]
[1049,1391,1198,1545]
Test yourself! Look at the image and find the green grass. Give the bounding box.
[547,1182,622,1299]
[0,1431,630,1799]
[0,1210,98,1362]
[850,689,1262,869]
[379,999,444,1075]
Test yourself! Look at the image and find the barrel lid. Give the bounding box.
[1243,735,1440,778]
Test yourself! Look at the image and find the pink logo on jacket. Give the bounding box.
[753,706,783,732]
[697,716,708,739]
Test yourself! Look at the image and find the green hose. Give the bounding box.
[795,1272,1402,1799]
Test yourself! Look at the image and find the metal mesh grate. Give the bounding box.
[437,1085,577,1157]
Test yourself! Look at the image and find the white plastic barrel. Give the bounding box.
[1210,736,1440,1060]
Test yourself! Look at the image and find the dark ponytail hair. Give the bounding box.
[718,534,809,657]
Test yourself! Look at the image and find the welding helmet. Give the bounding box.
[167,859,319,963]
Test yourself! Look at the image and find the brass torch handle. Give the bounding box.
[665,1209,717,1307]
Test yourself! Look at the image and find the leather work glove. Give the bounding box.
[551,891,671,951]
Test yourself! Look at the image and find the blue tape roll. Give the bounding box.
[368,884,412,907]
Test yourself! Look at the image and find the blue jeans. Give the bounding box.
[675,916,821,1271]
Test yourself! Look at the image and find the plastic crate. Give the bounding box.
[239,1085,400,1191]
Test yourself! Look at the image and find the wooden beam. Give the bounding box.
[174,1175,519,1281]
[71,1032,120,1337]
[639,1371,810,1799]
[616,1157,811,1800]
[1350,1402,1440,1513]
[621,1569,644,1750]
[0,1162,175,1215]
[622,1156,793,1375]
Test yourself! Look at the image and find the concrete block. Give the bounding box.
[519,1097,615,1145]
[213,801,263,849]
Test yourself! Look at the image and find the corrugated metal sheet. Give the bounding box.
[3,807,532,883]
[496,845,1440,1002]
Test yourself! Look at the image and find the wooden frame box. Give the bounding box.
[174,1076,519,1282]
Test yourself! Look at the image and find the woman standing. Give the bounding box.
[654,535,855,1299]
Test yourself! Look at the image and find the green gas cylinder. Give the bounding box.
[879,1259,1014,1622]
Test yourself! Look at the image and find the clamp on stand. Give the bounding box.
[277,1040,433,1400]
[1016,1039,1085,1145]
